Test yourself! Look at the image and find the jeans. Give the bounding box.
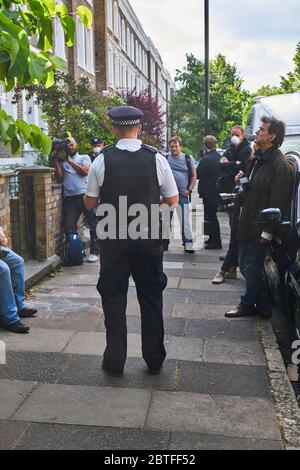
[221,205,240,272]
[203,197,221,243]
[97,239,167,372]
[63,194,99,255]
[176,195,193,245]
[239,241,271,312]
[0,249,24,325]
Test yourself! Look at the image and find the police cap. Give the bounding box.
[91,137,103,145]
[108,106,144,126]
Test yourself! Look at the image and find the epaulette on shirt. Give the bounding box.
[141,144,158,154]
[101,144,115,155]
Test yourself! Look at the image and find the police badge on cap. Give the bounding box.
[91,137,103,145]
[108,106,144,126]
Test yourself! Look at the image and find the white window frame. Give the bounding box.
[54,16,66,60]
[113,2,119,38]
[0,84,18,120]
[107,0,113,30]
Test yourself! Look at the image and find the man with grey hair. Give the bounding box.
[52,137,99,263]
[197,136,222,249]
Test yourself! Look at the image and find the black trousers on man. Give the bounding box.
[97,239,167,373]
[203,197,221,243]
[63,194,99,255]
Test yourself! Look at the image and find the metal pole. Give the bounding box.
[204,0,210,135]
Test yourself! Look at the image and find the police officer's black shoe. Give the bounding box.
[1,320,30,334]
[102,361,124,378]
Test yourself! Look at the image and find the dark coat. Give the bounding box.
[197,149,221,203]
[237,146,294,244]
[218,138,252,193]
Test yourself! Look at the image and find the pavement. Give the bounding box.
[0,213,288,450]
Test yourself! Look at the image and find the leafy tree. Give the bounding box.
[0,0,92,154]
[170,53,251,156]
[123,87,166,148]
[21,71,124,154]
[280,42,300,93]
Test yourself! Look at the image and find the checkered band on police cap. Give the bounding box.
[108,106,144,126]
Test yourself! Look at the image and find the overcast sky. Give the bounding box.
[129,0,300,92]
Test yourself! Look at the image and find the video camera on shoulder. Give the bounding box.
[51,138,71,162]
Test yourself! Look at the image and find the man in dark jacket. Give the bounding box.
[213,126,252,283]
[197,135,222,249]
[225,116,293,318]
[218,126,252,194]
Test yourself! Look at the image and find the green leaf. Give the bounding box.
[60,15,75,47]
[0,49,10,63]
[27,0,46,18]
[39,131,51,154]
[45,69,54,88]
[4,75,15,91]
[55,3,68,17]
[77,5,93,28]
[15,119,32,141]
[28,56,48,81]
[43,0,56,15]
[8,37,20,69]
[37,17,53,51]
[49,55,67,70]
[11,135,22,154]
[0,110,9,136]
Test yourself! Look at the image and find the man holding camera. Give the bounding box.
[225,116,293,318]
[52,137,99,263]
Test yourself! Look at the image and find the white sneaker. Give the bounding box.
[86,254,98,263]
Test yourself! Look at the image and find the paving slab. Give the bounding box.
[169,432,282,450]
[0,380,36,420]
[203,337,266,366]
[146,391,240,437]
[0,328,75,354]
[16,423,169,450]
[165,336,205,362]
[185,318,258,340]
[172,302,253,321]
[212,395,282,440]
[179,278,245,292]
[0,352,70,384]
[126,299,175,319]
[178,362,270,398]
[34,286,100,299]
[146,391,279,439]
[0,421,31,450]
[13,384,151,428]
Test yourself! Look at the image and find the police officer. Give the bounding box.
[91,137,104,162]
[84,106,178,377]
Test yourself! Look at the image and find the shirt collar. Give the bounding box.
[116,139,142,152]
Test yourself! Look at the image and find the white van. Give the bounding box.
[245,93,300,155]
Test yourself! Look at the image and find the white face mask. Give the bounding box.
[231,135,241,146]
[93,147,102,154]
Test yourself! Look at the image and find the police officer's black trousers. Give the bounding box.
[97,240,168,373]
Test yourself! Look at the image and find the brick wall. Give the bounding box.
[94,0,108,92]
[0,172,13,245]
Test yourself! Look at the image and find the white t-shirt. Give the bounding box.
[85,139,178,199]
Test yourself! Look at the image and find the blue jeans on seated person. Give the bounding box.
[0,249,25,325]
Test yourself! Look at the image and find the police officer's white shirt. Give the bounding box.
[85,139,178,199]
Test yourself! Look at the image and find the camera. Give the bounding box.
[50,138,71,162]
[220,177,251,205]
